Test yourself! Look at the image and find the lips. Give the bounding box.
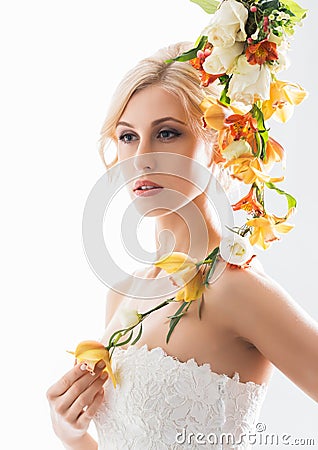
[133,179,163,191]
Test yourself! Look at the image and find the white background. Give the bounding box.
[1,0,317,448]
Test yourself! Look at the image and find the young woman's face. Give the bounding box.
[115,85,212,216]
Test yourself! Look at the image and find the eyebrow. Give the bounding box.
[116,117,187,128]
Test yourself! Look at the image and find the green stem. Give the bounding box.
[140,297,175,318]
[106,297,175,351]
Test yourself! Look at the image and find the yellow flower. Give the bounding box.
[224,154,284,186]
[153,251,198,274]
[246,210,294,250]
[154,252,205,302]
[174,268,206,303]
[262,80,308,123]
[68,340,117,388]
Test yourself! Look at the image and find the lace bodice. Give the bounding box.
[93,344,268,449]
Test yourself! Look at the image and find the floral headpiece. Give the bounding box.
[70,0,308,387]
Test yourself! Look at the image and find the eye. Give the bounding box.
[118,133,138,144]
[157,129,181,140]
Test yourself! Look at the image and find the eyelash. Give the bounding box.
[118,129,182,144]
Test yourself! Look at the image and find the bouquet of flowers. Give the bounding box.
[168,0,307,250]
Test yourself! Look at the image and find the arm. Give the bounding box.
[223,268,318,402]
[63,433,98,450]
[103,274,136,329]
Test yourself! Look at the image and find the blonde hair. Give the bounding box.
[98,41,233,191]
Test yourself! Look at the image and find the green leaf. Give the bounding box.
[218,75,230,86]
[166,302,188,343]
[108,328,126,347]
[260,0,280,10]
[219,86,231,106]
[131,323,143,345]
[190,0,220,14]
[165,35,208,63]
[204,246,220,262]
[280,0,307,23]
[167,311,186,320]
[218,75,231,106]
[113,329,134,347]
[265,182,297,210]
[205,257,219,285]
[251,104,269,158]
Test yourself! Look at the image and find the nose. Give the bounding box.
[133,138,156,171]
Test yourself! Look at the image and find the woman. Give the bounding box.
[46,42,318,449]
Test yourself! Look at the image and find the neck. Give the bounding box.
[154,191,221,263]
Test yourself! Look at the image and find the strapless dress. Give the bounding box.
[93,344,269,449]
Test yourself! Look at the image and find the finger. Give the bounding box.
[64,373,108,423]
[57,364,107,413]
[76,388,105,429]
[46,360,105,400]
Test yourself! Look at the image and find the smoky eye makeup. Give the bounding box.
[155,124,183,139]
[117,131,139,143]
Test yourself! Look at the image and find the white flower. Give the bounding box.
[203,42,244,74]
[222,140,252,161]
[251,29,260,40]
[205,0,248,48]
[220,234,254,266]
[227,55,271,106]
[267,31,284,46]
[118,305,141,328]
[271,49,290,73]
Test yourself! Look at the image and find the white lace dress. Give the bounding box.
[93,344,268,449]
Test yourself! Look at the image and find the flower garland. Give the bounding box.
[69,0,308,388]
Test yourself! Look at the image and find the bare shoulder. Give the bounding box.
[104,267,153,326]
[206,256,299,338]
[209,254,318,351]
[208,258,318,401]
[214,257,291,310]
[104,277,132,325]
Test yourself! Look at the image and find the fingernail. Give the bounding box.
[97,360,106,369]
[100,371,108,380]
[80,363,87,371]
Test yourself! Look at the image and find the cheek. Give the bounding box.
[189,141,212,168]
[117,145,135,162]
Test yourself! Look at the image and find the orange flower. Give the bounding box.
[68,340,117,388]
[264,137,285,168]
[224,154,284,185]
[225,113,258,140]
[200,98,258,159]
[190,44,224,88]
[262,80,308,123]
[200,96,233,131]
[246,40,278,65]
[232,186,264,215]
[246,210,295,250]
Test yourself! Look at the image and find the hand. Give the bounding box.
[46,360,108,447]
